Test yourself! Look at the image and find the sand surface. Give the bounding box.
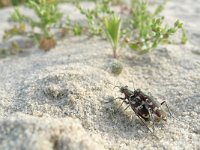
[0,0,200,150]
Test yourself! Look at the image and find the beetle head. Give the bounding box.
[119,86,128,93]
[133,88,141,96]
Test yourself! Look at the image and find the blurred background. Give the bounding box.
[0,0,26,7]
[0,0,100,7]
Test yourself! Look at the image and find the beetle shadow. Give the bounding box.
[96,98,156,140]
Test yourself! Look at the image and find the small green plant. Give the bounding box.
[105,15,122,58]
[63,17,83,36]
[0,0,28,7]
[11,0,27,6]
[126,0,187,54]
[3,0,188,58]
[111,0,126,5]
[152,0,168,16]
[5,0,62,51]
[128,18,186,54]
[3,23,26,40]
[72,23,83,36]
[130,0,167,40]
[181,28,188,44]
[77,0,113,36]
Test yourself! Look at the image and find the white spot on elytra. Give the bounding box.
[136,105,143,110]
[153,107,158,111]
[131,101,136,104]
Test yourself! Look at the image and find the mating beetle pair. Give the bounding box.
[115,86,171,134]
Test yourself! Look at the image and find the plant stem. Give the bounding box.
[113,46,117,58]
[43,26,50,38]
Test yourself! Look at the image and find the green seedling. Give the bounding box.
[111,0,126,5]
[130,0,163,40]
[181,28,188,44]
[152,0,168,16]
[126,0,187,54]
[73,23,83,36]
[28,0,62,37]
[105,15,122,58]
[12,0,27,6]
[0,0,27,7]
[3,23,26,40]
[6,0,62,51]
[0,41,23,58]
[128,18,186,54]
[77,0,113,36]
[63,17,83,36]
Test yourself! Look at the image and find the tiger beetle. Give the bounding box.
[114,85,173,137]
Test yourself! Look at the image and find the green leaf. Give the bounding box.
[105,15,121,48]
[129,42,140,51]
[181,28,188,44]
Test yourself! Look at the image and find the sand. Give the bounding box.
[0,0,200,150]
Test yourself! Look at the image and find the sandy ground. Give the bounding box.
[0,0,200,150]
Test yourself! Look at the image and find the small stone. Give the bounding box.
[33,111,43,117]
[109,60,123,75]
[190,111,197,117]
[182,112,189,116]
[138,130,143,134]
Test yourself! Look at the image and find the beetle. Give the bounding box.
[114,86,153,133]
[132,88,168,122]
[115,86,151,121]
[116,86,169,122]
[115,85,171,136]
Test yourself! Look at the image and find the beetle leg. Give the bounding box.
[161,101,174,118]
[118,101,124,109]
[115,97,129,109]
[160,101,189,124]
[124,105,130,111]
[114,97,126,101]
[135,112,159,139]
